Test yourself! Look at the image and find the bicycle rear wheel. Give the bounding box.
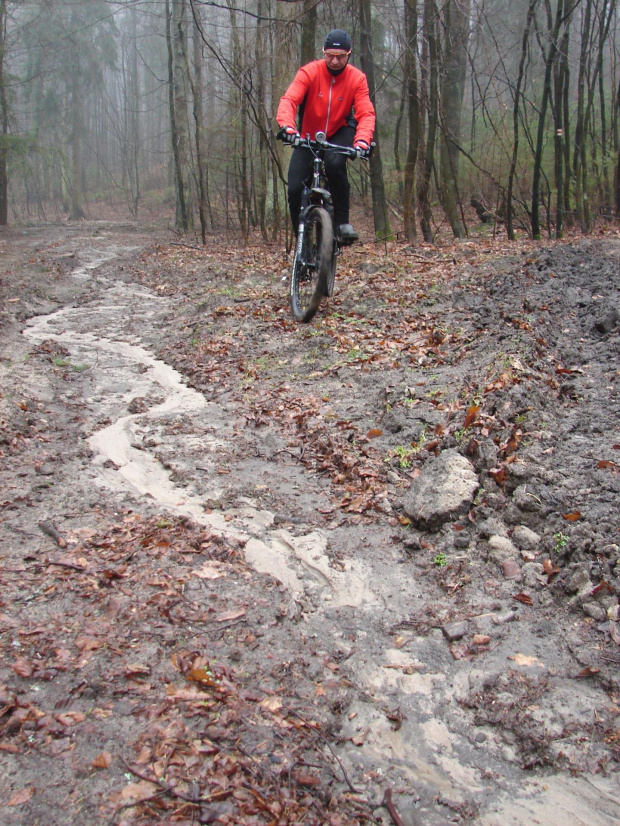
[290,206,333,323]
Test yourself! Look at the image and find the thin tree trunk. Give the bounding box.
[507,0,537,240]
[191,3,207,243]
[438,0,471,238]
[403,0,420,240]
[532,0,575,239]
[419,0,438,242]
[166,0,190,230]
[70,66,85,220]
[129,6,140,218]
[300,0,317,64]
[359,0,391,240]
[0,0,8,225]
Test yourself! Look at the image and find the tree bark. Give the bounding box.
[167,0,191,230]
[507,0,537,240]
[438,0,471,238]
[191,2,207,243]
[359,0,391,240]
[0,0,8,225]
[403,0,420,240]
[300,0,317,65]
[418,0,438,242]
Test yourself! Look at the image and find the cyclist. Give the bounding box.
[276,29,376,243]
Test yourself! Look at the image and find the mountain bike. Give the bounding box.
[277,129,360,323]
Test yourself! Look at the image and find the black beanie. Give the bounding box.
[324,29,352,51]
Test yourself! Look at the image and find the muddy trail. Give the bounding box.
[1,221,619,825]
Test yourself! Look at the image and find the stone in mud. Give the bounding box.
[487,535,519,566]
[521,562,546,589]
[442,621,468,642]
[478,517,509,539]
[467,438,497,472]
[564,564,591,595]
[594,307,619,335]
[501,559,522,580]
[512,525,541,551]
[511,484,543,513]
[582,601,607,622]
[403,449,478,531]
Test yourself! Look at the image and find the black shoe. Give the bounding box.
[338,223,359,244]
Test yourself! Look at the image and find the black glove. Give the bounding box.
[281,127,301,147]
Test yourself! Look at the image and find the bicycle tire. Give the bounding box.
[290,206,333,323]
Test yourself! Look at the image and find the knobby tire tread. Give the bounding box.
[290,207,333,323]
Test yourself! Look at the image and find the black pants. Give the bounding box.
[287,125,355,231]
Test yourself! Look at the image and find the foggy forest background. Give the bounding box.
[1,0,619,243]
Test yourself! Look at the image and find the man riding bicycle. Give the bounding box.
[276,29,376,243]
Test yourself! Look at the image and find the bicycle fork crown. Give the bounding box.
[310,187,332,206]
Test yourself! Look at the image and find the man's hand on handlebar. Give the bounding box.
[354,140,371,160]
[279,126,301,147]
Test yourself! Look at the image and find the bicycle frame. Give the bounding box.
[296,133,357,243]
[277,129,360,322]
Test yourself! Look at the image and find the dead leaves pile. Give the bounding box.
[1,513,375,824]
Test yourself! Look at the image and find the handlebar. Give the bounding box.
[276,127,366,159]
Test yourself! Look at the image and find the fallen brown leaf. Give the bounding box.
[92,751,112,769]
[575,666,600,678]
[215,608,246,623]
[463,405,480,429]
[9,787,35,806]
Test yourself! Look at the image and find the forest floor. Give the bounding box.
[1,215,620,825]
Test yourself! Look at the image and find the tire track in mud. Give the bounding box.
[23,283,376,612]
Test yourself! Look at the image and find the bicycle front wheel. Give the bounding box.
[290,206,333,323]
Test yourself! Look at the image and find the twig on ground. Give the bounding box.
[31,559,86,572]
[382,787,406,826]
[119,756,230,805]
[38,520,67,548]
[284,707,360,794]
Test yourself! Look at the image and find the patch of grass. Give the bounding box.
[218,285,241,298]
[71,363,89,372]
[433,553,448,566]
[553,531,568,553]
[387,444,417,468]
[53,357,71,367]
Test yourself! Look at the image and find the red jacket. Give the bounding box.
[276,59,375,146]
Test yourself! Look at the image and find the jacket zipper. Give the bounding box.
[325,77,335,135]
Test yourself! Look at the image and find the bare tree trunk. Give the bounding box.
[167,0,190,230]
[359,0,391,240]
[70,67,85,219]
[300,0,317,64]
[394,83,406,203]
[191,2,207,243]
[507,0,537,240]
[255,0,268,239]
[552,25,570,237]
[0,0,8,225]
[532,0,575,239]
[438,0,471,238]
[128,6,140,218]
[403,0,420,240]
[419,0,438,242]
[573,0,593,231]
